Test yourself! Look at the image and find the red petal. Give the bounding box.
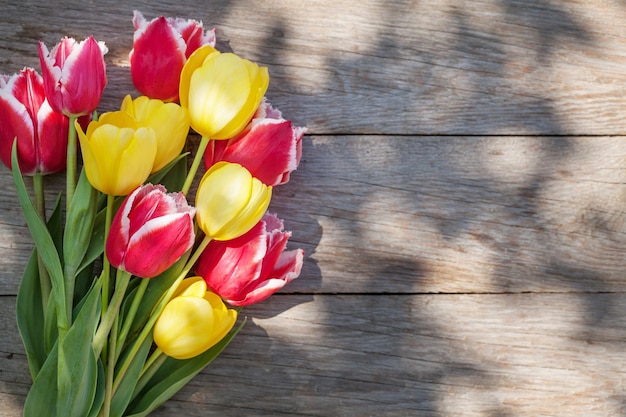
[36,100,68,174]
[211,119,298,186]
[0,92,36,173]
[130,16,186,101]
[196,221,267,299]
[124,213,195,277]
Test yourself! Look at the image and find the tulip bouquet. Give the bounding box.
[1,10,304,417]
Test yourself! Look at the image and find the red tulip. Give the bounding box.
[106,184,196,278]
[130,10,216,102]
[204,101,306,186]
[195,213,303,306]
[38,36,108,117]
[0,68,69,175]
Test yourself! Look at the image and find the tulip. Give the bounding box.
[154,276,237,359]
[120,95,190,172]
[179,45,269,140]
[205,101,306,186]
[38,36,108,117]
[195,161,272,241]
[130,10,216,102]
[76,111,156,196]
[106,184,196,278]
[196,213,303,306]
[0,68,69,175]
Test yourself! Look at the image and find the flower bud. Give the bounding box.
[38,36,108,117]
[195,161,272,241]
[120,95,190,172]
[196,213,303,306]
[154,277,237,359]
[0,68,69,175]
[76,111,156,196]
[205,101,306,186]
[106,184,196,278]
[179,45,268,139]
[130,10,216,102]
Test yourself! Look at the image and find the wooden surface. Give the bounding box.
[1,0,626,415]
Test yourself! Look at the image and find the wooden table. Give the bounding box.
[2,1,626,415]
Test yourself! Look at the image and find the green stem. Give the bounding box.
[32,174,51,311]
[100,314,119,417]
[115,277,150,361]
[66,115,78,214]
[181,135,210,196]
[112,235,212,394]
[92,269,131,357]
[131,348,165,400]
[101,194,115,319]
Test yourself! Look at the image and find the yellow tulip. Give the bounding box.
[179,45,269,140]
[195,161,272,241]
[120,95,190,172]
[76,111,157,196]
[153,277,238,359]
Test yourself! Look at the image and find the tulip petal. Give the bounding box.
[0,92,35,173]
[179,44,218,110]
[130,16,186,101]
[123,212,194,277]
[196,162,253,238]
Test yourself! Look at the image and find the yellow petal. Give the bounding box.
[180,279,207,298]
[172,276,205,298]
[179,45,219,109]
[212,65,269,140]
[217,179,272,241]
[195,162,253,238]
[154,297,215,359]
[113,127,156,195]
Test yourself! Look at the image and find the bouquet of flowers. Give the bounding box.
[0,10,305,417]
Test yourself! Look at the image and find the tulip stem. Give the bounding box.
[93,269,131,358]
[111,235,212,395]
[101,194,115,319]
[181,135,210,196]
[115,277,150,361]
[100,314,118,417]
[32,174,51,311]
[131,347,165,400]
[66,115,78,214]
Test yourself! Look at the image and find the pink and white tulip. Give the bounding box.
[195,213,303,306]
[106,184,196,278]
[0,67,69,175]
[130,10,216,102]
[204,101,306,186]
[38,36,108,117]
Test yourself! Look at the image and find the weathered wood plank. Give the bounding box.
[1,136,624,295]
[2,0,626,135]
[2,293,626,416]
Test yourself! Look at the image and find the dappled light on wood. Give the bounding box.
[2,0,626,416]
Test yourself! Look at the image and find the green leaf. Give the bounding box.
[64,168,98,278]
[86,359,105,417]
[125,319,246,417]
[57,281,102,416]
[11,143,67,326]
[23,342,59,417]
[110,331,153,417]
[16,250,45,379]
[15,168,64,378]
[77,206,106,276]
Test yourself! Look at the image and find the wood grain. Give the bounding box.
[2,0,626,135]
[3,293,626,416]
[1,136,624,295]
[2,0,626,416]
